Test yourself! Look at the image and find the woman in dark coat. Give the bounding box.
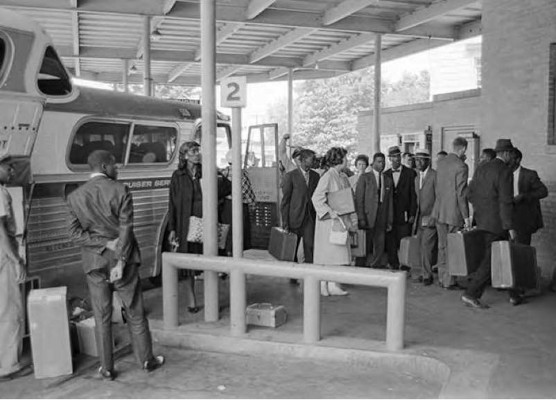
[167,141,231,313]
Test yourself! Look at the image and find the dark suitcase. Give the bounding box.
[268,227,298,261]
[447,229,486,276]
[350,229,366,258]
[491,241,539,289]
[398,236,421,269]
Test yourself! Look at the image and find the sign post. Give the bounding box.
[220,76,247,336]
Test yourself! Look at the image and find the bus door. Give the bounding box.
[244,123,279,249]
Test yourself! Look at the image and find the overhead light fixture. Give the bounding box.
[151,29,162,41]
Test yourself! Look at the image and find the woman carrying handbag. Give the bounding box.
[311,147,358,296]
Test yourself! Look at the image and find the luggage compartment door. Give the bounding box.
[0,94,43,158]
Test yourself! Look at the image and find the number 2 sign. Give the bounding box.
[220,76,247,108]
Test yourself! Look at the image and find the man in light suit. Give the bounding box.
[384,146,417,270]
[509,148,548,246]
[414,149,437,286]
[355,152,394,268]
[432,137,471,289]
[464,139,518,308]
[281,148,320,267]
[67,150,164,380]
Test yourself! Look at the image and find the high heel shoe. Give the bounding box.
[187,306,201,314]
[327,282,348,296]
[320,281,330,296]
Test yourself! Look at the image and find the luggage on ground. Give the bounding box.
[398,235,421,269]
[447,229,486,276]
[491,240,538,289]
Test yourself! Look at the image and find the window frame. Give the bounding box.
[36,45,73,98]
[0,30,14,88]
[66,117,179,171]
[548,43,556,145]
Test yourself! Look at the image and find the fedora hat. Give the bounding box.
[494,139,515,153]
[387,146,401,157]
[414,148,431,158]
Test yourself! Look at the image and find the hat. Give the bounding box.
[387,146,401,157]
[494,139,515,153]
[414,148,431,158]
[292,147,302,159]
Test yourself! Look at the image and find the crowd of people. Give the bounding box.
[279,134,549,308]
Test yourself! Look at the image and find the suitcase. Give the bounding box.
[491,241,539,289]
[398,235,421,269]
[28,287,73,379]
[350,229,366,258]
[268,227,298,261]
[447,230,486,276]
[246,303,287,328]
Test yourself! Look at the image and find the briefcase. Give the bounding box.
[491,241,538,289]
[398,235,421,269]
[268,227,298,261]
[447,229,486,276]
[350,229,366,258]
[328,187,355,216]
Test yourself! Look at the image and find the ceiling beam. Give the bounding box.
[303,33,374,67]
[168,63,194,83]
[250,27,316,63]
[268,67,291,80]
[456,18,481,40]
[217,66,243,81]
[71,10,80,76]
[395,0,477,32]
[246,0,276,20]
[194,22,242,61]
[322,0,379,26]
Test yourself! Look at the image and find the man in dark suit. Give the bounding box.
[281,148,319,268]
[384,146,417,270]
[67,150,164,380]
[464,139,518,308]
[509,148,548,245]
[413,148,437,286]
[355,152,394,268]
[432,137,470,289]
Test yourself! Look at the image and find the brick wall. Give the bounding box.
[481,0,556,275]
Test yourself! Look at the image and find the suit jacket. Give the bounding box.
[355,170,393,229]
[384,165,417,226]
[513,166,548,234]
[67,175,140,273]
[432,153,469,227]
[280,168,319,230]
[415,167,437,225]
[468,158,513,235]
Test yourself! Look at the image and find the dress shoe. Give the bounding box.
[320,281,330,296]
[143,355,165,373]
[461,294,489,309]
[509,294,524,306]
[445,284,464,291]
[98,366,116,381]
[187,306,200,314]
[412,276,424,283]
[423,277,434,286]
[327,282,348,296]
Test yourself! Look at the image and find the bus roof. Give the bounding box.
[44,86,219,122]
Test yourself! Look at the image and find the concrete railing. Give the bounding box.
[162,252,407,351]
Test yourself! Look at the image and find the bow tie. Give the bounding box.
[392,169,401,173]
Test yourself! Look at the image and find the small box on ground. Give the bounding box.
[398,235,421,269]
[491,241,538,289]
[246,303,287,328]
[28,286,73,379]
[268,227,297,261]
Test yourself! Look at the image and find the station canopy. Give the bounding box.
[0,0,481,86]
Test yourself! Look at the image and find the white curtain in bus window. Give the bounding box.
[69,121,131,165]
[128,124,177,164]
[216,126,230,168]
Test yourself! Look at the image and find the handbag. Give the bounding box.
[186,216,230,249]
[329,217,349,246]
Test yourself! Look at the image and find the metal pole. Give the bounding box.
[201,0,219,322]
[373,34,382,153]
[230,268,246,336]
[162,256,179,329]
[288,68,293,136]
[303,277,320,343]
[386,273,406,351]
[122,59,129,93]
[143,16,152,97]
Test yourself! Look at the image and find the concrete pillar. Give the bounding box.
[386,273,406,351]
[122,59,129,93]
[143,16,152,97]
[162,260,179,329]
[231,107,244,257]
[373,34,382,153]
[230,268,246,336]
[201,0,219,322]
[303,277,321,343]
[288,68,293,135]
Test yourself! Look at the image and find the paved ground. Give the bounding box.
[3,250,556,398]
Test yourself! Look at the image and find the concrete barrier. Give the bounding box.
[162,252,406,351]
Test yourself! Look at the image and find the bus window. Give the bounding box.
[194,125,231,168]
[69,121,131,165]
[128,124,177,164]
[0,33,9,84]
[38,46,72,96]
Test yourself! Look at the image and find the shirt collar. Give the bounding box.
[90,172,107,179]
[514,166,521,175]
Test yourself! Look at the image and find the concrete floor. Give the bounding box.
[3,250,556,398]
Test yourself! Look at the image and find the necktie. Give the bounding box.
[304,171,309,186]
[378,173,382,202]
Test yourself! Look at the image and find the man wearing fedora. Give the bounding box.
[464,138,518,308]
[384,146,417,270]
[414,148,438,285]
[432,137,471,289]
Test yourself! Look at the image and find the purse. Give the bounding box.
[186,216,230,249]
[329,217,349,246]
